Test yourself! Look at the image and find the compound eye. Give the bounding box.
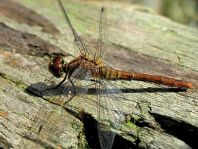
[48,57,63,78]
[53,56,62,64]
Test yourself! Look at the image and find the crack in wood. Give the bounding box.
[150,113,198,149]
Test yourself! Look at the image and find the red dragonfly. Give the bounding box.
[45,0,193,148]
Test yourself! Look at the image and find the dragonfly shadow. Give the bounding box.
[120,87,187,93]
[26,82,186,98]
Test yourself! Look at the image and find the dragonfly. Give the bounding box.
[45,0,193,148]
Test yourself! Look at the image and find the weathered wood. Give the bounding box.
[0,0,197,149]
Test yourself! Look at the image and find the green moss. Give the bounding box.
[15,81,27,90]
[0,73,27,91]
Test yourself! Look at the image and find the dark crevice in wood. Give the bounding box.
[78,112,101,149]
[150,113,198,149]
[78,112,138,149]
[113,135,141,149]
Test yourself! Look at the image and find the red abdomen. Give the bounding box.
[100,67,193,89]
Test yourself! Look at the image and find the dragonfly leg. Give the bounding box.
[60,77,77,106]
[42,74,67,93]
[68,77,77,94]
[63,92,75,106]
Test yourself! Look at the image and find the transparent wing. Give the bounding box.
[95,6,112,63]
[58,0,110,61]
[95,77,125,149]
[92,7,126,148]
[70,65,126,149]
[94,7,105,60]
[69,65,93,95]
[57,0,93,58]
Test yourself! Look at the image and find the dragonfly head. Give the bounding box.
[48,56,65,78]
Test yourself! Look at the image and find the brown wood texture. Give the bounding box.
[0,0,197,148]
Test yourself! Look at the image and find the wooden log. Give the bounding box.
[0,0,197,148]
